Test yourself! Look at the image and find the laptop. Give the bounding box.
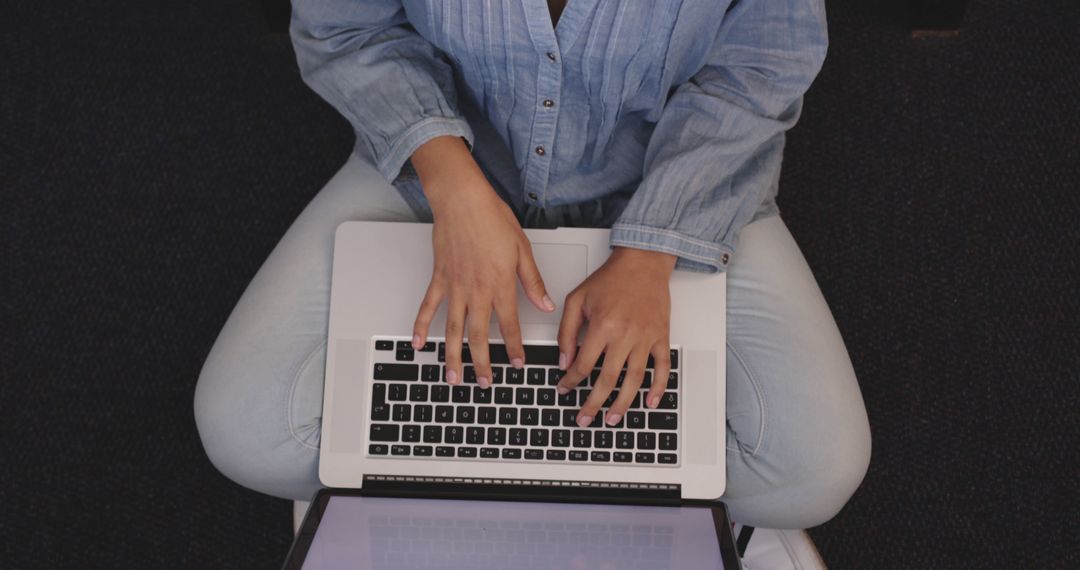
[310,221,730,564]
[283,487,742,569]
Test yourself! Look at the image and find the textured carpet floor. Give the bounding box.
[5,0,1078,568]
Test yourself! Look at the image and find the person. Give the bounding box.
[194,0,871,535]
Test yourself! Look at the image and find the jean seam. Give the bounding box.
[286,339,328,451]
[726,339,767,457]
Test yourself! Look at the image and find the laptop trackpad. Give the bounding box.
[510,243,589,326]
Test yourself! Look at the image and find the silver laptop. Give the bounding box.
[320,221,726,501]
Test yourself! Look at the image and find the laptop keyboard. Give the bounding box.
[366,337,680,466]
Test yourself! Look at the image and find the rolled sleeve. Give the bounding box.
[612,0,828,273]
[291,0,472,183]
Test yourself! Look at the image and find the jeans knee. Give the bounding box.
[193,349,321,501]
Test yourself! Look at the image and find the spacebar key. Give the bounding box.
[373,363,419,381]
[369,424,400,441]
[523,345,560,366]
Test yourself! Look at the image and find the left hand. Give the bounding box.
[556,246,677,428]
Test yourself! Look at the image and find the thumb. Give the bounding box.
[517,245,556,312]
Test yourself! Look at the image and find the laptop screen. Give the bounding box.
[296,495,729,569]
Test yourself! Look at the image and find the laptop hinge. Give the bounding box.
[361,475,681,506]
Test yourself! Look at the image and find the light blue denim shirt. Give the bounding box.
[291,0,827,272]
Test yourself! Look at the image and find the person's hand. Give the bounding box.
[409,136,556,388]
[556,247,677,427]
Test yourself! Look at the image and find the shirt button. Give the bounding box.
[535,145,546,156]
[546,52,557,62]
[528,192,539,200]
[542,99,554,108]
[721,253,731,264]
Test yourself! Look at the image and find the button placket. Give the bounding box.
[523,47,562,208]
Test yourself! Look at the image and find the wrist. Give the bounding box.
[610,246,678,276]
[411,136,493,211]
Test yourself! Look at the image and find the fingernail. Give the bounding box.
[412,334,421,349]
[606,413,622,426]
[557,386,570,395]
[577,415,593,428]
[648,395,659,409]
[542,295,556,311]
[478,376,490,388]
[511,358,524,369]
[446,369,458,384]
[558,352,567,370]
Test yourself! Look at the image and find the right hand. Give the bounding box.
[409,136,556,388]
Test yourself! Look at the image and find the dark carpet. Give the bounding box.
[6,0,1078,567]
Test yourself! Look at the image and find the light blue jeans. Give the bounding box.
[193,154,871,529]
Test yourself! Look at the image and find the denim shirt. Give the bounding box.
[291,0,827,272]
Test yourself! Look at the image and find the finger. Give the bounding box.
[607,347,649,426]
[443,292,466,385]
[556,291,585,371]
[467,301,493,389]
[557,325,604,393]
[579,343,632,428]
[517,243,556,313]
[412,279,444,349]
[493,285,526,370]
[646,340,672,409]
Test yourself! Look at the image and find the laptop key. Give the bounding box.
[438,342,446,362]
[537,388,556,406]
[548,369,565,386]
[637,432,656,450]
[395,341,413,351]
[648,412,678,430]
[667,372,678,388]
[494,387,513,404]
[423,425,442,443]
[452,386,471,403]
[529,428,549,447]
[525,449,544,460]
[456,406,475,424]
[613,452,632,463]
[463,365,477,384]
[409,385,428,402]
[388,384,407,401]
[402,425,421,442]
[659,433,678,450]
[615,432,634,449]
[369,444,388,455]
[420,341,436,352]
[372,383,387,405]
[477,406,497,424]
[487,427,506,445]
[414,405,433,423]
[640,371,652,389]
[506,368,525,384]
[371,403,390,422]
[520,408,539,426]
[509,428,528,446]
[369,424,399,442]
[502,448,522,459]
[541,409,560,426]
[498,408,518,425]
[569,450,588,461]
[431,384,449,402]
[572,430,592,448]
[626,411,646,429]
[375,340,393,351]
[546,449,566,461]
[562,409,578,427]
[466,427,484,444]
[590,451,610,462]
[445,426,464,444]
[457,446,477,458]
[558,391,577,407]
[515,388,535,406]
[594,431,613,449]
[434,405,453,423]
[421,365,440,382]
[552,429,570,447]
[658,393,678,409]
[658,453,677,464]
[527,368,545,385]
[524,345,560,365]
[480,448,499,458]
[396,349,414,362]
[374,363,418,381]
[635,452,656,463]
[391,445,409,455]
[491,366,504,384]
[413,445,433,456]
[473,386,492,403]
[436,446,454,457]
[392,404,411,422]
